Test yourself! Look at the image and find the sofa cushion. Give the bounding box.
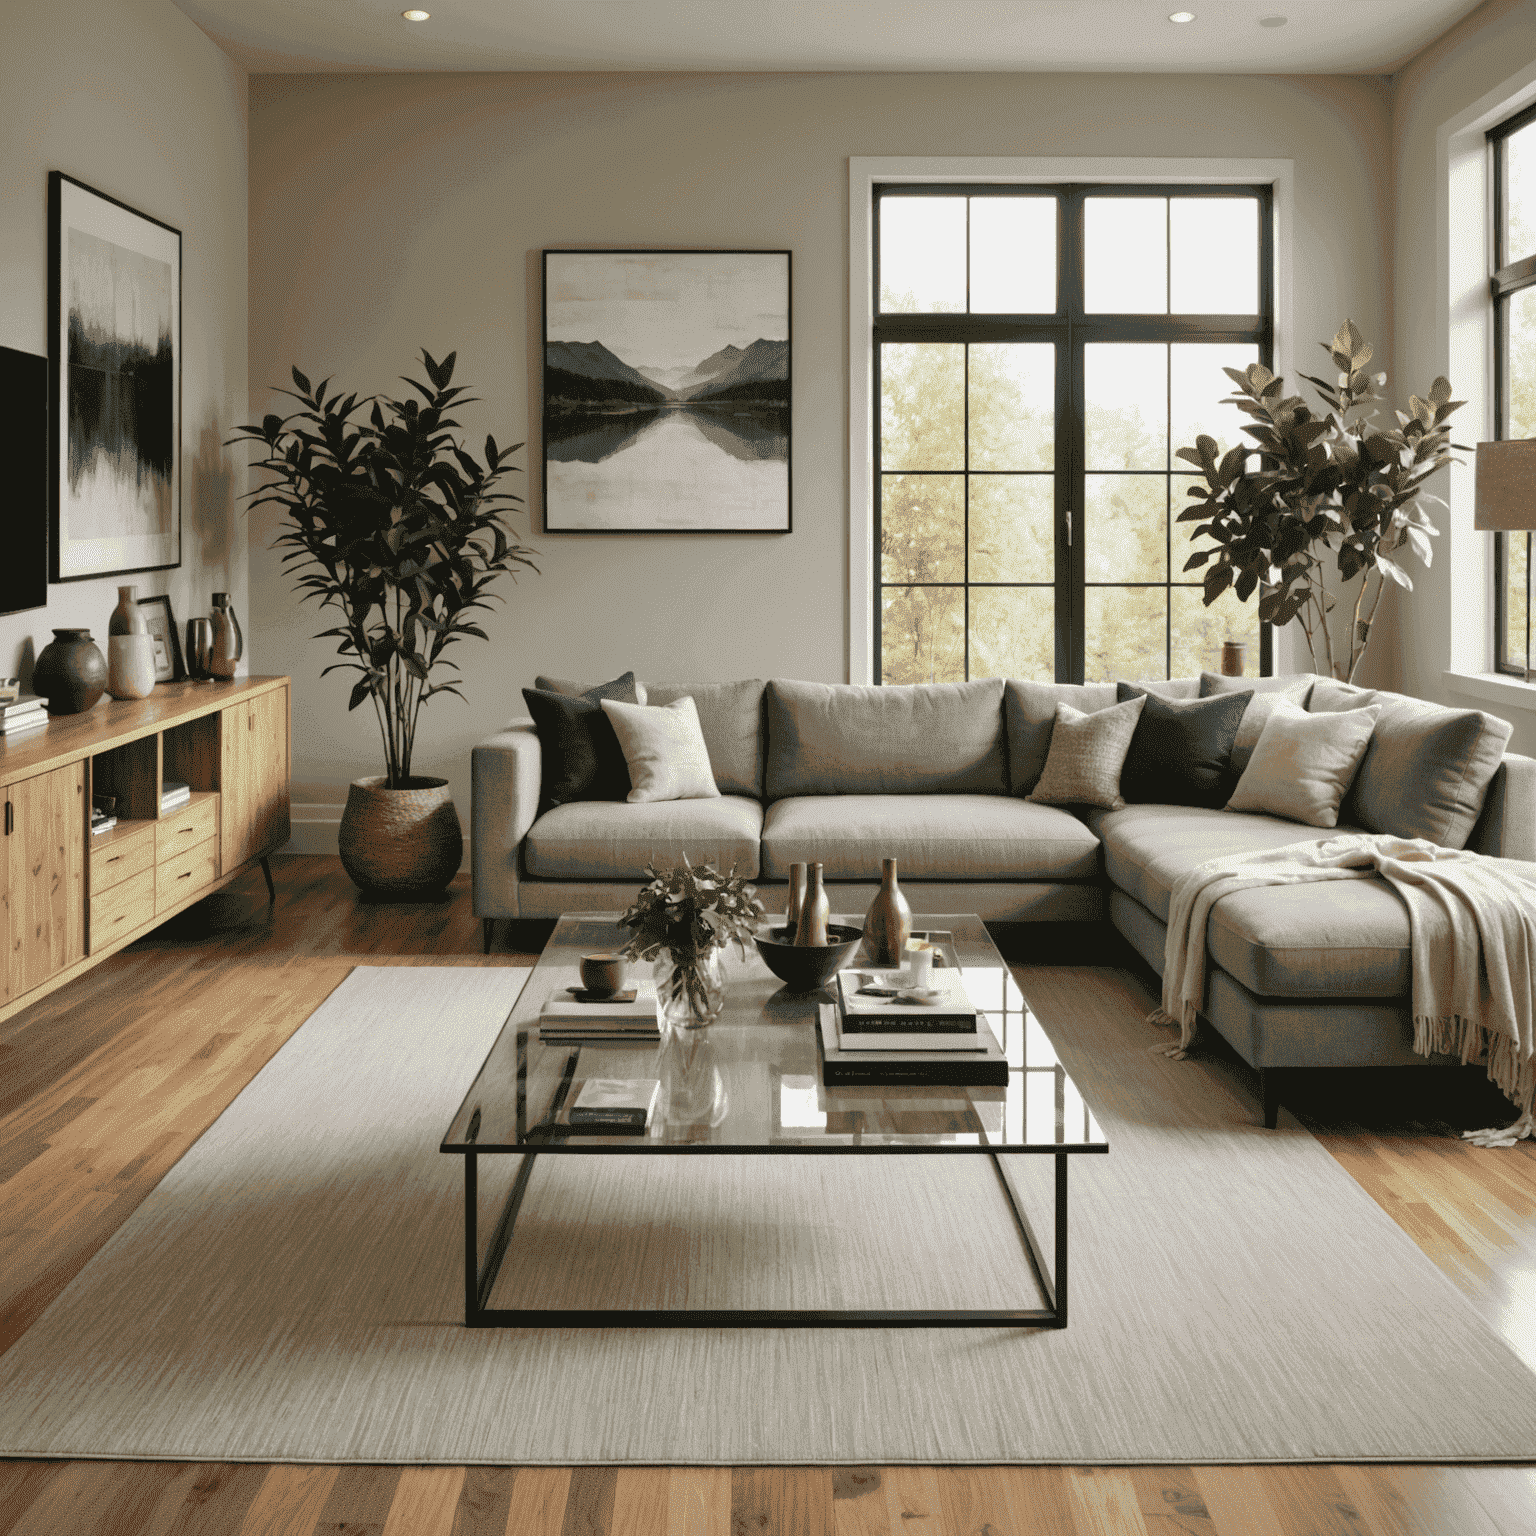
[642,679,765,797]
[521,675,639,812]
[1198,671,1316,774]
[1116,685,1251,808]
[1308,679,1514,849]
[760,793,1101,881]
[764,678,1008,799]
[523,795,763,880]
[537,672,648,706]
[1004,681,1118,795]
[1086,802,1356,923]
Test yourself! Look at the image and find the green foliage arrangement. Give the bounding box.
[1178,321,1464,684]
[230,350,536,787]
[619,857,766,1017]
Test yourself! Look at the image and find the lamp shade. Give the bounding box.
[1474,439,1536,531]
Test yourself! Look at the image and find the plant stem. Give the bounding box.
[1346,571,1387,687]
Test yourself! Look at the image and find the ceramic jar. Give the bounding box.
[209,593,243,680]
[109,585,147,636]
[107,634,157,700]
[33,629,107,715]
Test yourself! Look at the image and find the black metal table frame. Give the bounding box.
[455,1143,1077,1329]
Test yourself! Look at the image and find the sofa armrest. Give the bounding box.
[1467,753,1536,862]
[472,718,542,920]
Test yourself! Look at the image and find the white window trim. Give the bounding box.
[847,155,1295,685]
[1439,60,1536,715]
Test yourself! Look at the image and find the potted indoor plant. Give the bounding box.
[231,350,536,895]
[1177,321,1464,684]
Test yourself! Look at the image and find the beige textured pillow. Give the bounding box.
[1198,672,1316,775]
[1226,699,1379,828]
[1027,696,1146,811]
[600,696,721,803]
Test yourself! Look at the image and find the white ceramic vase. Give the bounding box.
[107,634,157,700]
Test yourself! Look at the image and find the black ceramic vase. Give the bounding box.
[33,629,108,715]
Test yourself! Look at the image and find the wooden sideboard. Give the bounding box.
[0,676,290,1026]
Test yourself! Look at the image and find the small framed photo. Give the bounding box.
[136,593,184,682]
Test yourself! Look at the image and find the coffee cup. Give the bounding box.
[580,953,626,997]
[905,938,934,990]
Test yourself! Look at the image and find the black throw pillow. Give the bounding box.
[522,671,639,813]
[1115,683,1253,808]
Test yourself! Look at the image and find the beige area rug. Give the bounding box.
[2,963,1535,1465]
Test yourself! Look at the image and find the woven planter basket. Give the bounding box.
[338,776,463,897]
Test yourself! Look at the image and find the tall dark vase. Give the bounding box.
[33,629,107,715]
[863,857,912,967]
[793,862,829,947]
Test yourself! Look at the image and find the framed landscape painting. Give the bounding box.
[543,249,791,533]
[49,173,181,582]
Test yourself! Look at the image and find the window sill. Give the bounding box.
[1441,669,1536,716]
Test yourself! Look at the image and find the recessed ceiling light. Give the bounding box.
[1259,13,1288,25]
[1168,10,1196,21]
[402,8,430,19]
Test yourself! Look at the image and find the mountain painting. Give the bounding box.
[50,175,181,581]
[543,251,790,532]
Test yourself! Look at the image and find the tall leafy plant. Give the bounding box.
[1178,321,1464,683]
[231,350,536,786]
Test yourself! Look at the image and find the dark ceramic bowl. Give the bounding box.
[754,923,863,993]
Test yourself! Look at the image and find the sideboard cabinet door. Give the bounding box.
[6,762,86,997]
[221,687,291,870]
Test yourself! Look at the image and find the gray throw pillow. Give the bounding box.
[1027,696,1146,811]
[1003,680,1119,796]
[1226,699,1379,828]
[1308,680,1514,848]
[1199,671,1316,775]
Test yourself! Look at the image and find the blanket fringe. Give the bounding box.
[1146,1007,1190,1059]
[1463,1110,1536,1148]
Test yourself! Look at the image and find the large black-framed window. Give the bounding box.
[873,183,1273,685]
[1491,104,1536,677]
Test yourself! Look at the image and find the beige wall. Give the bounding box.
[1393,0,1536,756]
[0,0,248,696]
[248,69,1394,846]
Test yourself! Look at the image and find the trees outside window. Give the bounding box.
[874,185,1271,684]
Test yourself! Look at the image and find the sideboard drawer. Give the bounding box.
[156,840,220,911]
[90,868,155,949]
[90,821,157,893]
[156,795,219,861]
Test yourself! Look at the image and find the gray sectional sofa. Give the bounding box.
[472,674,1536,1124]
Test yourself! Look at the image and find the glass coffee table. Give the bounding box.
[441,913,1106,1329]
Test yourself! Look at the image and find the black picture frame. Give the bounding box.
[49,172,182,583]
[137,593,184,682]
[542,249,791,534]
[0,345,49,615]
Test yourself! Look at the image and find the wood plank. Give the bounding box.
[665,1469,732,1536]
[308,1464,402,1536]
[1125,1467,1216,1536]
[993,1467,1078,1536]
[609,1469,669,1536]
[1064,1469,1151,1536]
[829,1469,886,1536]
[502,1467,572,1536]
[153,1464,273,1536]
[882,1467,944,1536]
[449,1467,517,1536]
[236,1464,339,1536]
[381,1467,466,1536]
[561,1468,617,1536]
[0,1464,65,1536]
[8,1459,187,1536]
[1188,1468,1289,1536]
[934,1467,1034,1535]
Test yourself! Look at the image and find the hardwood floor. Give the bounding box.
[0,855,1532,1536]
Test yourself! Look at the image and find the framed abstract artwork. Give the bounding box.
[49,172,182,582]
[542,249,791,533]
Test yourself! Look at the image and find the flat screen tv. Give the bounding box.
[0,345,48,616]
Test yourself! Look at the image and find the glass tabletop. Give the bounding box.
[441,913,1108,1155]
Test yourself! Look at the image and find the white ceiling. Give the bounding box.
[173,0,1487,76]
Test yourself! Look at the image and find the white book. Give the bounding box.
[835,968,978,1032]
[539,978,659,1025]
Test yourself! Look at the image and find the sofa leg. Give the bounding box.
[1259,1068,1282,1129]
[482,918,495,955]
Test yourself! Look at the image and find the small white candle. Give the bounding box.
[906,939,934,989]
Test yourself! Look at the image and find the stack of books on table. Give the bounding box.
[561,1076,662,1135]
[538,978,661,1045]
[818,966,1008,1087]
[160,779,191,814]
[0,694,48,738]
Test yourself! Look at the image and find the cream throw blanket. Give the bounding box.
[1149,834,1536,1146]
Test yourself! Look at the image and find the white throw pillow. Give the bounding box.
[1026,696,1146,811]
[600,695,721,803]
[1226,699,1380,828]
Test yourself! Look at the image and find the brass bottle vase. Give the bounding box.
[863,857,912,967]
